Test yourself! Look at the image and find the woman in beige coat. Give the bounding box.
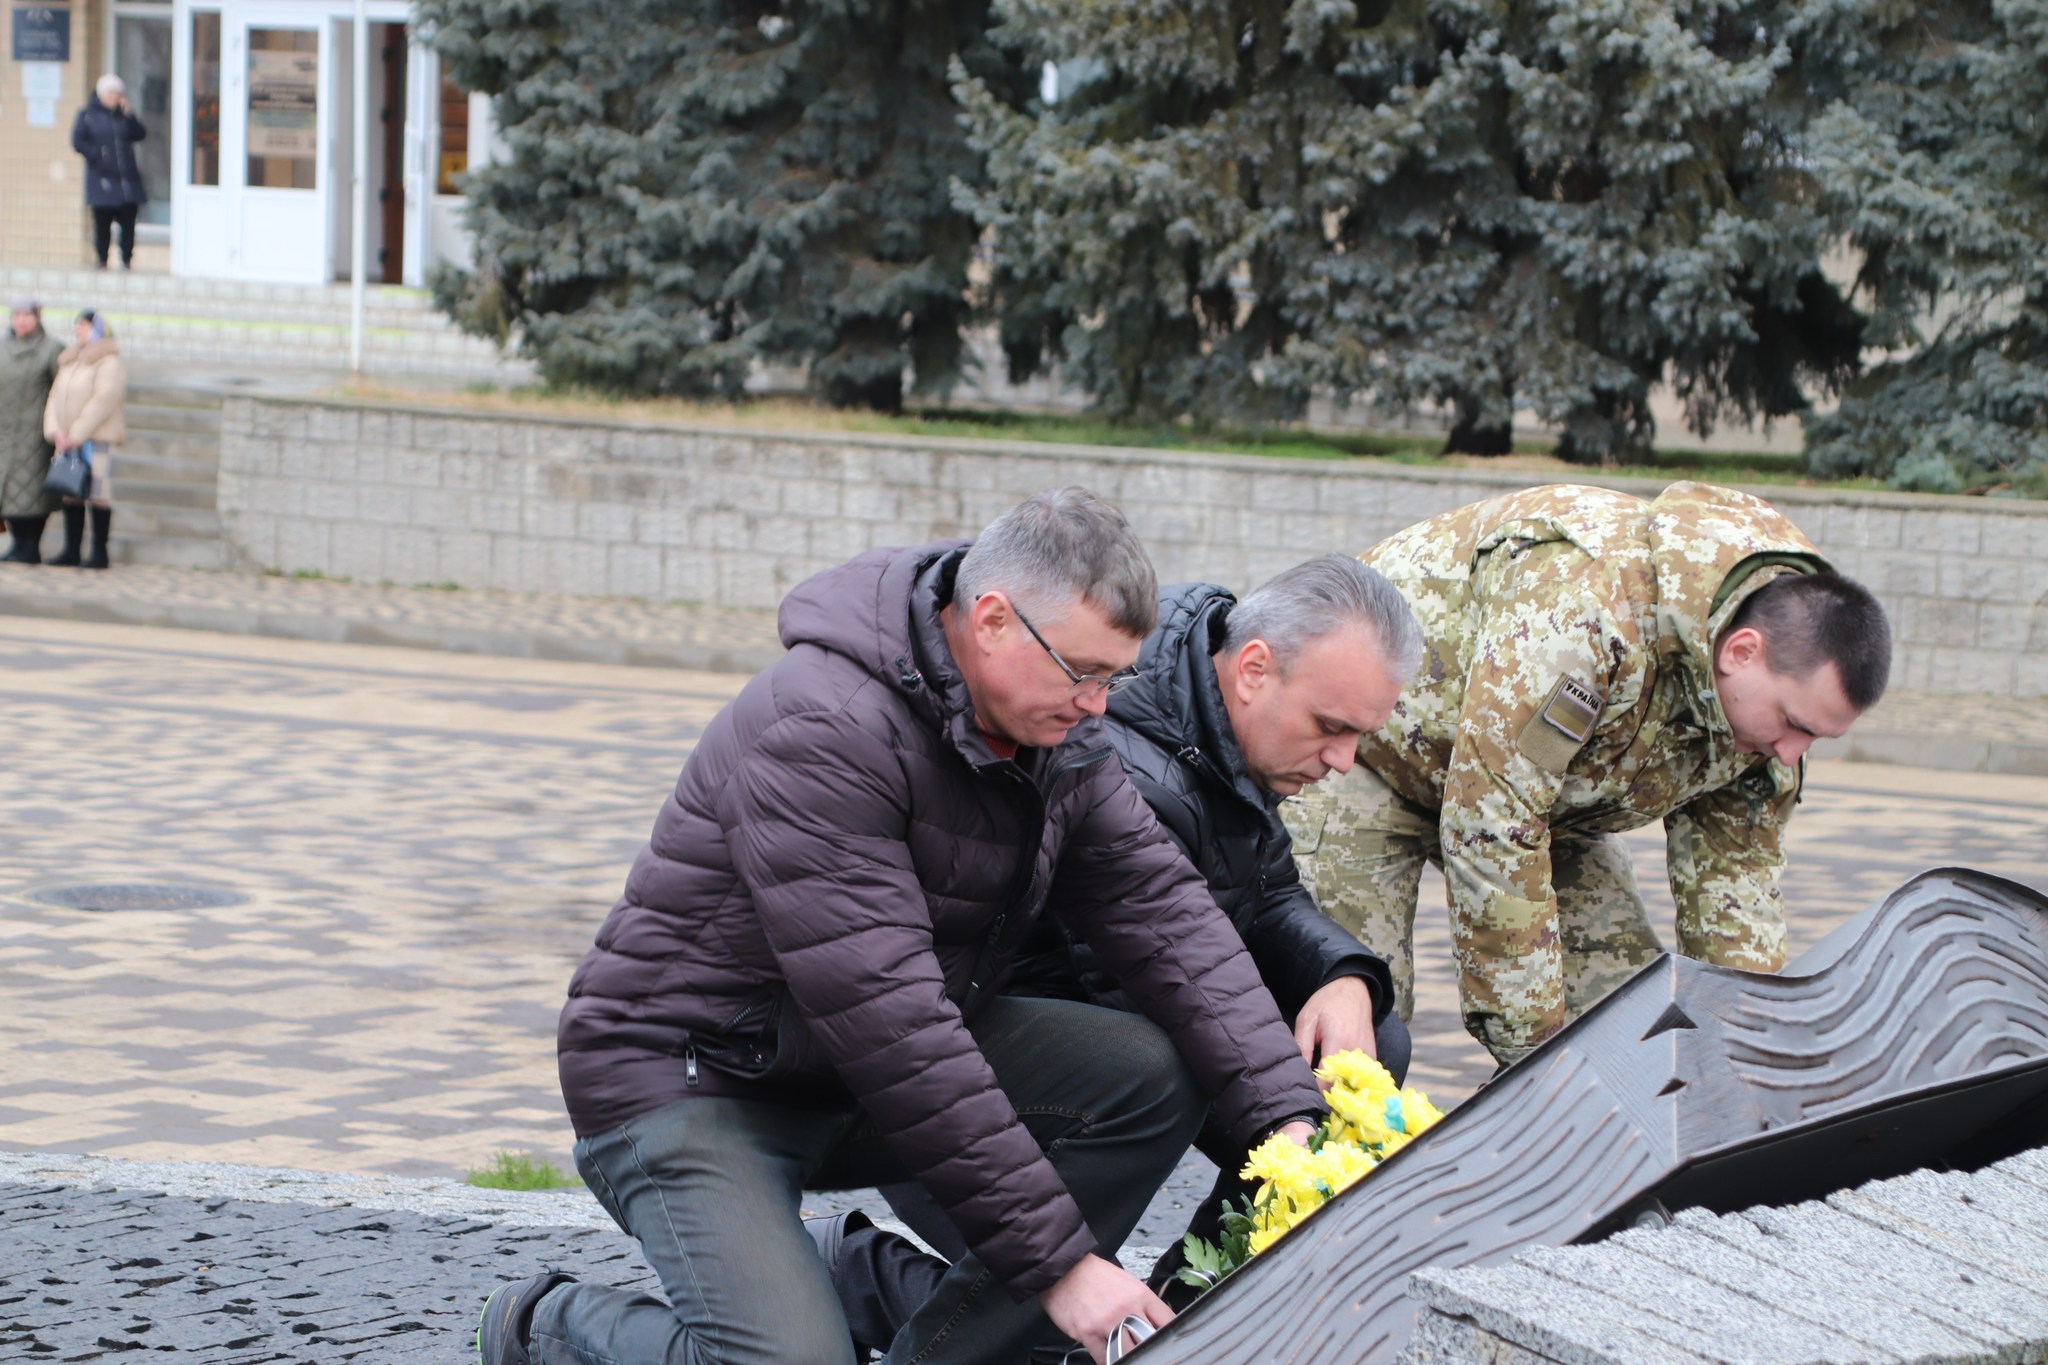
[42,309,125,569]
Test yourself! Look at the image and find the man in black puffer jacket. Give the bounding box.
[825,554,1425,1351]
[1015,561,1419,1068]
[484,490,1329,1365]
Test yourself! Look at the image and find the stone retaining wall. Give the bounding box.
[219,396,2048,698]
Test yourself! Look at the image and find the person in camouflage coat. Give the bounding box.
[1286,482,1892,1065]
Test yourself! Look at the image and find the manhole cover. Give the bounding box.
[26,883,247,912]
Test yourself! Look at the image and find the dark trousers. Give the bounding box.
[874,1008,1412,1313]
[534,997,1207,1365]
[92,205,139,267]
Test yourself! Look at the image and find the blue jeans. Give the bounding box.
[532,997,1207,1365]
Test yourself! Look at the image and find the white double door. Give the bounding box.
[175,0,431,286]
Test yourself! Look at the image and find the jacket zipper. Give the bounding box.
[963,744,1109,1016]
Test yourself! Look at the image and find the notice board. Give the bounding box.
[11,5,69,63]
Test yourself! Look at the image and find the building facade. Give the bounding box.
[3,0,489,284]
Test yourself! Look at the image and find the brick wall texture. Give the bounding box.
[0,5,102,267]
[218,397,2048,699]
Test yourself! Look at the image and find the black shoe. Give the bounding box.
[84,506,111,570]
[477,1271,574,1365]
[1,514,45,564]
[49,504,83,567]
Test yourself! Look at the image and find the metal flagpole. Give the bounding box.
[349,0,369,375]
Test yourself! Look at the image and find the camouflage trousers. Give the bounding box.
[1283,766,1665,1064]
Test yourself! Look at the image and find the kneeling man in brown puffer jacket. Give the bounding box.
[477,488,1328,1365]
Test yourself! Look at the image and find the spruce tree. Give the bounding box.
[421,0,1020,409]
[1294,0,1866,461]
[1798,0,2048,492]
[960,0,1865,460]
[954,0,1332,427]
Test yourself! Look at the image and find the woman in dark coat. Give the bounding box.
[1,297,63,563]
[72,75,148,270]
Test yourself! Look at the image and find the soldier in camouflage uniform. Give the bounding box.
[1286,482,1893,1066]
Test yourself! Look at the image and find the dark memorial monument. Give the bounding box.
[1135,868,2048,1363]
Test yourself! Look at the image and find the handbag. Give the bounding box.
[44,444,92,501]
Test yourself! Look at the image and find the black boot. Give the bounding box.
[1,514,47,564]
[84,506,112,570]
[49,504,84,567]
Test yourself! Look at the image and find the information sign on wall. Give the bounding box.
[247,46,317,157]
[11,5,70,63]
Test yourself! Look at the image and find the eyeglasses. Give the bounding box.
[1010,602,1140,699]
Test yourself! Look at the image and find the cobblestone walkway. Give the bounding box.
[0,611,2044,1357]
[2,612,2045,1170]
[0,616,738,1177]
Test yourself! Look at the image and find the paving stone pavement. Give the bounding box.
[0,611,2044,1356]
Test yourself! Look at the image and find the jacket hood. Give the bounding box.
[778,541,966,686]
[1108,582,1267,812]
[1645,481,1829,682]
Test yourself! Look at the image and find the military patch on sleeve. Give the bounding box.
[1543,676,1604,742]
[1516,675,1606,775]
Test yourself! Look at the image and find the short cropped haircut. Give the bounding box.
[953,487,1159,638]
[1725,571,1892,709]
[1220,554,1424,684]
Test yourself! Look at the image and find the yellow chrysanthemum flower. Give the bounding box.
[1246,1224,1287,1256]
[1178,1050,1445,1296]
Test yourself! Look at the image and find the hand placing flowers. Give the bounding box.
[1176,1051,1444,1294]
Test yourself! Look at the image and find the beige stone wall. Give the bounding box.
[1,2,101,266]
[217,396,2048,699]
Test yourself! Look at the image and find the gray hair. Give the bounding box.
[1221,554,1423,683]
[954,487,1160,637]
[96,74,125,98]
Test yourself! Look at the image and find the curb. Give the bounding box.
[1810,730,2048,779]
[0,587,788,677]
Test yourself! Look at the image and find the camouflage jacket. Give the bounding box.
[1360,482,1827,1006]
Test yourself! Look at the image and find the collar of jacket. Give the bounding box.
[59,337,119,367]
[1108,581,1271,813]
[903,547,1114,783]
